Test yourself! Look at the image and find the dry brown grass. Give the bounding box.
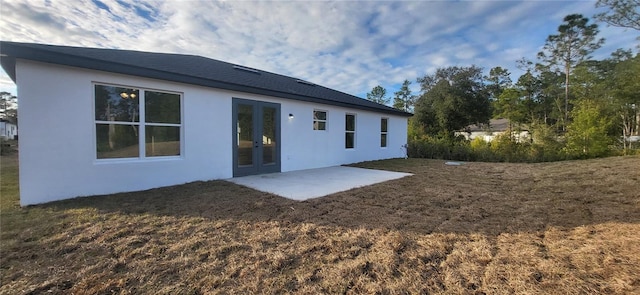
[1,154,639,294]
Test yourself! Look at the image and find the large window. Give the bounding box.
[95,84,182,159]
[381,118,388,147]
[345,114,356,149]
[313,110,327,130]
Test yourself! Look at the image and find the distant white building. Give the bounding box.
[456,118,530,143]
[0,120,17,140]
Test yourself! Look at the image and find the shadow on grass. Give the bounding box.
[41,156,640,236]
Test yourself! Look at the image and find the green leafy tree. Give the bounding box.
[572,61,608,101]
[571,51,638,152]
[595,0,640,31]
[511,65,569,155]
[565,99,614,158]
[537,14,605,130]
[515,70,542,123]
[514,58,549,124]
[366,85,390,105]
[485,66,512,100]
[392,80,416,112]
[523,65,565,128]
[610,53,640,151]
[529,122,566,161]
[494,88,527,134]
[414,66,491,137]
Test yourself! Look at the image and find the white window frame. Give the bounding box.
[345,113,356,149]
[93,82,184,161]
[313,109,327,131]
[381,117,388,148]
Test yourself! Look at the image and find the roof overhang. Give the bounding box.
[0,42,412,117]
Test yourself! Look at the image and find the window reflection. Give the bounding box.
[95,86,139,122]
[381,118,388,147]
[94,84,182,159]
[96,124,139,158]
[314,110,327,130]
[237,104,253,166]
[345,114,356,149]
[263,107,276,165]
[145,91,180,124]
[146,126,180,157]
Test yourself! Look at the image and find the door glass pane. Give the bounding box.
[262,107,276,165]
[237,104,253,166]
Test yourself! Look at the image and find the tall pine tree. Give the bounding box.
[537,14,604,130]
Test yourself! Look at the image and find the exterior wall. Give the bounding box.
[18,60,233,205]
[0,122,18,140]
[236,94,408,172]
[17,60,408,205]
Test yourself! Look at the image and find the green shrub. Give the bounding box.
[564,100,615,159]
[407,135,472,161]
[0,139,16,156]
[469,137,495,162]
[408,132,568,163]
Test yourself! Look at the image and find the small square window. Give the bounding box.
[314,110,327,130]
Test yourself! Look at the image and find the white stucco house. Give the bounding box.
[0,41,411,206]
[456,118,530,143]
[0,119,17,140]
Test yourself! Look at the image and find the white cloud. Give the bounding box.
[0,0,638,100]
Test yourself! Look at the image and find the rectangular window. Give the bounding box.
[313,110,327,130]
[381,118,388,148]
[94,84,182,159]
[345,114,356,149]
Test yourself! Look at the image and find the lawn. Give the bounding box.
[1,153,639,294]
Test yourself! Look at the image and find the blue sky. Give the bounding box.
[0,0,638,100]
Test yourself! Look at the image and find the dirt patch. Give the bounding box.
[2,155,639,294]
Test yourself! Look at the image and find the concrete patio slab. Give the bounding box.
[227,166,413,201]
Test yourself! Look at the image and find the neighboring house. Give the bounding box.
[0,119,17,140]
[456,118,530,142]
[1,41,412,206]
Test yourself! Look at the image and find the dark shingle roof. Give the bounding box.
[0,41,411,117]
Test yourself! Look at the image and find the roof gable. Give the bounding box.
[0,41,411,117]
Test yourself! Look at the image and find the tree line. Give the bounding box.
[0,92,18,124]
[367,0,640,161]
